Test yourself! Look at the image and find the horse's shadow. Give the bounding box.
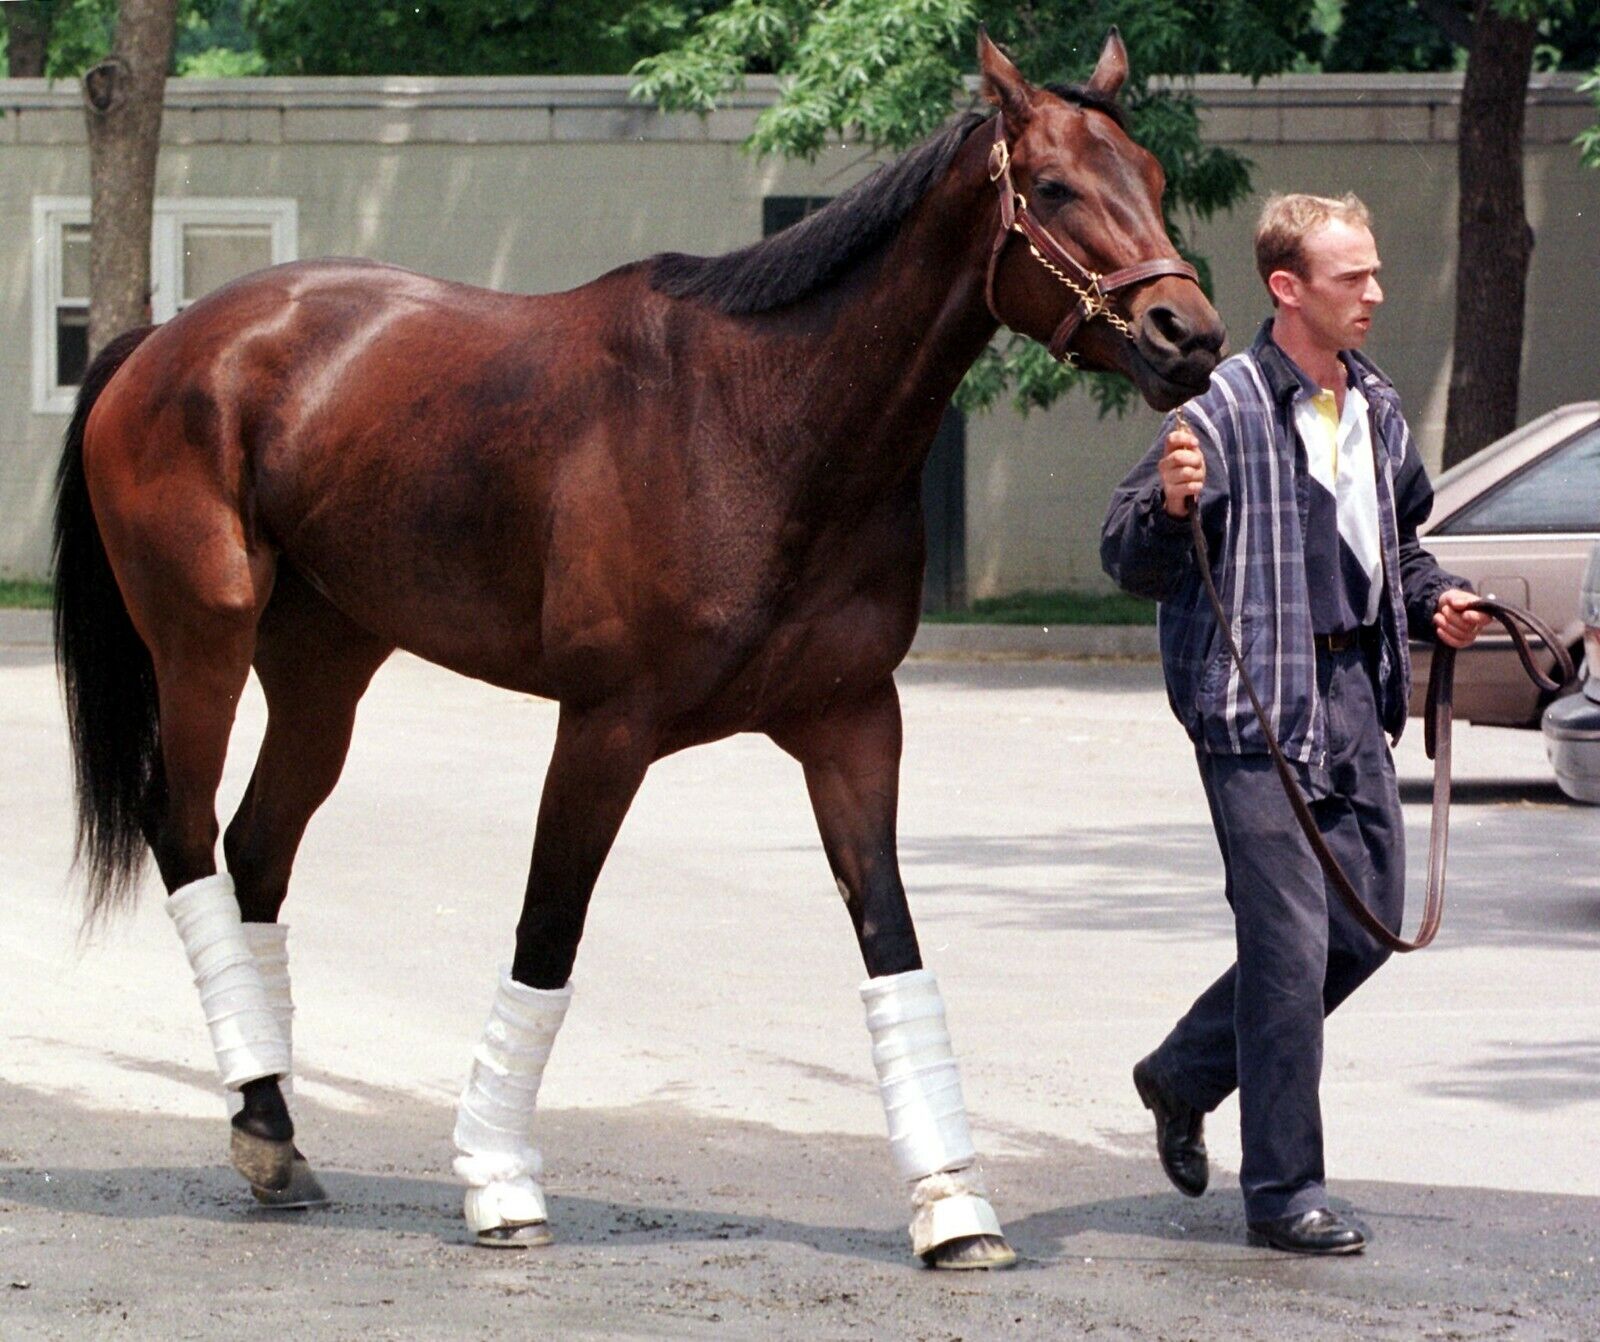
[0,1160,918,1266]
[0,1159,1274,1270]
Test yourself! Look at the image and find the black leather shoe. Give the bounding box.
[1132,1054,1208,1198]
[1246,1208,1367,1255]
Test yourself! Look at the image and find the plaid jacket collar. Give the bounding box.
[1250,317,1398,409]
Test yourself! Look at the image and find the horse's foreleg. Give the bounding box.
[772,682,1016,1271]
[217,570,393,1207]
[772,680,919,976]
[454,704,652,1248]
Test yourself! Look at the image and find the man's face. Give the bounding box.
[1277,218,1384,351]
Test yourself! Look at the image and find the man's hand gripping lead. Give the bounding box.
[1161,408,1204,518]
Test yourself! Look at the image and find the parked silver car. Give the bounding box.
[1409,402,1600,727]
[1542,542,1600,803]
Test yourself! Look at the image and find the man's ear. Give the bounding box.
[978,27,1034,128]
[1267,268,1302,309]
[1085,27,1129,100]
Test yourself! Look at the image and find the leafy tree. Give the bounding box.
[3,0,265,79]
[2,0,122,77]
[1318,0,1598,73]
[242,0,719,77]
[635,1,1321,416]
[1580,63,1600,165]
[4,2,54,76]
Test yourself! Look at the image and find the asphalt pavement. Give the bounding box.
[3,611,1596,1339]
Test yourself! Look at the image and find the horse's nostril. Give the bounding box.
[1143,304,1192,351]
[1144,305,1224,358]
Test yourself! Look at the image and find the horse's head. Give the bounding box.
[978,30,1225,410]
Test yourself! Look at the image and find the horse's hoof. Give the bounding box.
[230,1126,294,1193]
[474,1222,554,1250]
[250,1154,329,1210]
[922,1233,1018,1270]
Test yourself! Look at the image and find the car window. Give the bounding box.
[1439,426,1600,535]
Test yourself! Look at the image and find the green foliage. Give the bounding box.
[1317,0,1598,73]
[243,0,719,76]
[7,0,263,79]
[39,0,117,79]
[635,0,971,156]
[1580,65,1600,166]
[0,579,53,609]
[177,45,266,75]
[634,1,1319,416]
[177,0,267,75]
[1321,0,1458,71]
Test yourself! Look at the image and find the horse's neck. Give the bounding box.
[780,143,999,463]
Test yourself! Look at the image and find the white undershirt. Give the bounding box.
[1294,379,1383,626]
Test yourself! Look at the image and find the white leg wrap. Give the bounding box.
[861,969,1005,1257]
[166,875,291,1090]
[225,924,294,1117]
[453,969,571,1236]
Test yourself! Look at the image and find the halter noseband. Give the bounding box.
[984,112,1201,364]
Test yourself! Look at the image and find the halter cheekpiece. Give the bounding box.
[984,112,1201,363]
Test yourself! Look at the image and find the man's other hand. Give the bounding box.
[1160,425,1204,518]
[1434,589,1490,649]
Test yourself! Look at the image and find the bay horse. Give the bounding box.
[53,31,1222,1269]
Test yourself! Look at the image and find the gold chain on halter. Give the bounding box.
[1016,222,1137,341]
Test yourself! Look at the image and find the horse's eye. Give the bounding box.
[1033,178,1075,205]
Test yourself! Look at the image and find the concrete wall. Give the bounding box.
[2,73,1596,588]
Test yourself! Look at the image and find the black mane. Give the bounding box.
[647,83,1125,317]
[647,111,989,316]
[1043,82,1128,130]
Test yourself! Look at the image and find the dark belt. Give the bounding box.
[1314,628,1364,653]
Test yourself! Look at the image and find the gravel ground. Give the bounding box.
[5,1080,1598,1342]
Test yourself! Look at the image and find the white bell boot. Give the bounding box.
[861,968,1015,1267]
[223,922,328,1209]
[453,969,572,1247]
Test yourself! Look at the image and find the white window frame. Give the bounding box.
[32,196,298,414]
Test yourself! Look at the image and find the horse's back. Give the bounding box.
[80,256,715,694]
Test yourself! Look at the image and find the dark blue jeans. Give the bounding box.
[1149,641,1405,1223]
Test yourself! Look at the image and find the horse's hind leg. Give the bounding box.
[104,503,301,1194]
[225,567,392,923]
[454,703,652,1247]
[219,567,393,1206]
[771,680,1016,1271]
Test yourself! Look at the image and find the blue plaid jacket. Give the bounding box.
[1101,320,1465,779]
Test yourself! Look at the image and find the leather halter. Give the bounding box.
[984,112,1201,364]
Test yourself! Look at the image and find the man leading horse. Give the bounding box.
[1102,192,1487,1254]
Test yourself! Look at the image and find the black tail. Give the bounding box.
[52,325,162,923]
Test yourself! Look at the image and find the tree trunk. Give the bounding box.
[6,3,51,78]
[82,0,180,359]
[1443,2,1537,470]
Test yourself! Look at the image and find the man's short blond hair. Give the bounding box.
[1254,192,1372,297]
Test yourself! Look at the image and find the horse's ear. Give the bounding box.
[1086,26,1129,100]
[977,27,1034,127]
